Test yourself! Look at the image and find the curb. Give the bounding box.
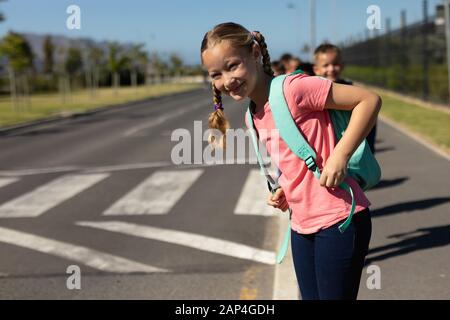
[273,213,299,300]
[0,87,206,136]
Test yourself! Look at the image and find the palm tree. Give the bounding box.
[169,53,183,78]
[55,46,70,104]
[43,35,54,75]
[108,42,129,95]
[0,31,34,111]
[65,47,83,96]
[88,46,104,96]
[150,53,168,83]
[128,43,148,91]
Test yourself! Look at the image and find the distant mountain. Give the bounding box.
[16,32,135,72]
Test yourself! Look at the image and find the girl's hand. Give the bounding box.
[319,152,348,188]
[267,188,289,212]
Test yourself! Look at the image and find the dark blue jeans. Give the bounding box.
[291,208,372,300]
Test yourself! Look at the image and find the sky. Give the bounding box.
[0,0,444,65]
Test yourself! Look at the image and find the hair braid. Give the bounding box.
[252,31,274,77]
[212,82,222,109]
[208,83,230,150]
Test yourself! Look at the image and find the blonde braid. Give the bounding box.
[208,83,230,150]
[252,31,274,77]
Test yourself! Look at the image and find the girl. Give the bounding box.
[200,22,381,300]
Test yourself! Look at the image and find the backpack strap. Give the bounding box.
[245,109,279,191]
[246,107,290,264]
[268,75,321,180]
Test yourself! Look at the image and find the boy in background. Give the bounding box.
[313,43,377,154]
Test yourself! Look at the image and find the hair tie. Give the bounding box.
[214,103,223,111]
[251,31,258,43]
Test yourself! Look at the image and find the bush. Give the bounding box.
[343,64,449,104]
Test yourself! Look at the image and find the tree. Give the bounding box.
[169,53,183,77]
[0,31,34,110]
[128,43,148,90]
[88,46,104,95]
[43,35,54,74]
[0,0,6,23]
[65,47,83,77]
[150,53,168,83]
[108,42,129,94]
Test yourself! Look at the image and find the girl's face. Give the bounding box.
[202,40,260,101]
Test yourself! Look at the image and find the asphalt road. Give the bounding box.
[0,88,281,299]
[0,87,448,299]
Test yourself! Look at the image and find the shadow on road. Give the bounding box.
[365,224,450,264]
[375,146,395,154]
[371,177,409,190]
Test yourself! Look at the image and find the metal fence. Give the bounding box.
[341,2,449,106]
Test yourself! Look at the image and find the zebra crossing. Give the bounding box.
[0,174,110,218]
[103,169,204,215]
[0,168,280,274]
[0,169,278,218]
[0,178,19,189]
[0,226,169,273]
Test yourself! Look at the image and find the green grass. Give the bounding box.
[0,83,202,127]
[379,93,450,154]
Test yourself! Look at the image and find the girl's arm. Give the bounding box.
[319,82,382,188]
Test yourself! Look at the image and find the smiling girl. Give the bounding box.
[200,22,381,300]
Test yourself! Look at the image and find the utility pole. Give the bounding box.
[400,10,407,93]
[422,0,429,101]
[310,0,316,61]
[444,0,450,105]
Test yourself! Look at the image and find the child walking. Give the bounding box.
[200,22,381,300]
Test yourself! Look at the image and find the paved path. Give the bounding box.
[0,88,448,299]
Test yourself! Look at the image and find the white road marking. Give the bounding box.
[76,221,277,265]
[103,169,203,215]
[0,177,19,188]
[123,101,208,137]
[0,166,80,177]
[0,226,168,273]
[234,169,278,216]
[0,162,172,177]
[0,174,109,218]
[82,161,170,173]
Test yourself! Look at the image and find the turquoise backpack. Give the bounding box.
[246,71,381,264]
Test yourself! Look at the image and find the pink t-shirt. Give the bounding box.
[245,73,371,234]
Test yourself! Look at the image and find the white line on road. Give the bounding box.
[82,161,171,173]
[234,169,278,216]
[0,177,19,188]
[0,226,168,273]
[0,162,172,177]
[123,100,208,137]
[0,166,80,177]
[76,220,277,265]
[103,169,203,215]
[0,174,109,218]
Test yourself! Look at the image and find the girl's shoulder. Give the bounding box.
[282,73,332,112]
